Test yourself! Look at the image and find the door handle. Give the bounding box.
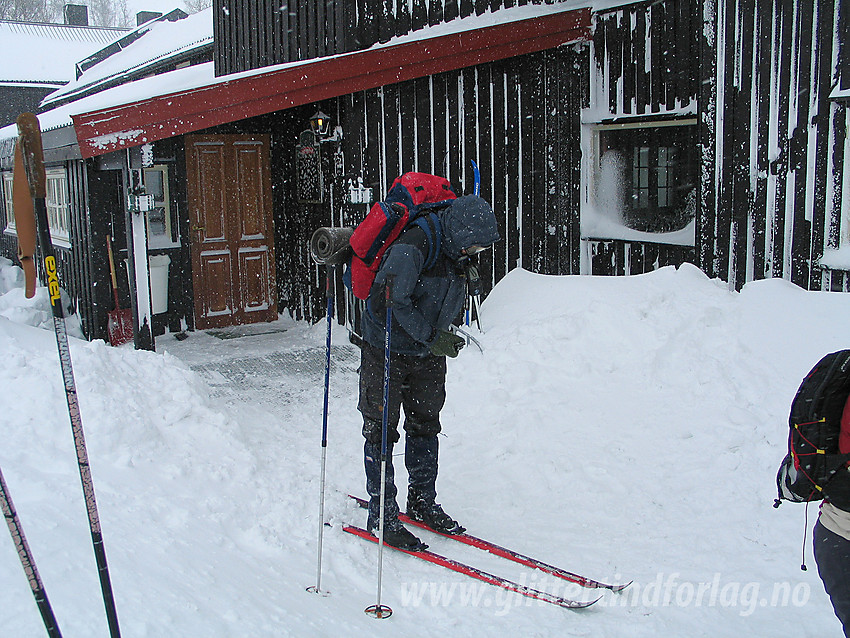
[192,225,205,231]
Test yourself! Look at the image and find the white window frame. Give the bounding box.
[45,168,71,246]
[583,118,697,246]
[2,172,14,233]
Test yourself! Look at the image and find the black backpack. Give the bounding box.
[775,350,850,509]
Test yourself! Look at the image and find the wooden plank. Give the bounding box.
[446,69,462,187]
[751,0,772,280]
[414,76,433,173]
[444,0,459,22]
[397,0,412,35]
[462,66,478,195]
[490,61,508,283]
[733,0,755,289]
[398,79,416,175]
[697,0,717,277]
[432,72,449,177]
[460,0,474,19]
[632,5,646,114]
[713,0,738,284]
[412,0,427,31]
[650,0,664,112]
[770,0,794,278]
[806,0,835,290]
[520,54,542,271]
[476,64,492,202]
[505,59,521,272]
[382,85,401,188]
[379,0,395,43]
[608,13,623,113]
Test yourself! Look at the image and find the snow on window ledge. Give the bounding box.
[819,246,850,271]
[581,205,695,247]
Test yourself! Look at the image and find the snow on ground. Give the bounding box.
[0,256,846,637]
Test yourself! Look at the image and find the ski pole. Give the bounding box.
[0,465,63,638]
[307,266,334,596]
[365,275,394,619]
[16,113,122,638]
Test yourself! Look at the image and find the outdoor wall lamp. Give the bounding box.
[309,111,343,143]
[310,111,331,137]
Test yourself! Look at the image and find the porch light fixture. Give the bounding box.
[310,111,331,137]
[309,111,343,143]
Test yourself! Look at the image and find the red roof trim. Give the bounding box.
[72,8,590,158]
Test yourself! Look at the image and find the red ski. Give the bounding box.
[343,525,599,609]
[349,495,630,592]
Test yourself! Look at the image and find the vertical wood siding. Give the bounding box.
[701,0,847,291]
[214,0,571,75]
[275,47,586,324]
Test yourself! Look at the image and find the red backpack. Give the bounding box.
[347,173,456,299]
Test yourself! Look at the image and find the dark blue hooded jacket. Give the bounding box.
[363,195,500,356]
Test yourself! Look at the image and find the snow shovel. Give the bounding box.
[106,235,133,346]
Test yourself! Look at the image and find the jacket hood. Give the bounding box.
[439,195,500,260]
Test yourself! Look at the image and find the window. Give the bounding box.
[2,169,70,245]
[144,165,179,249]
[45,169,71,244]
[2,172,14,232]
[594,122,697,235]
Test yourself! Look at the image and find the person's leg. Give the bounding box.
[358,343,425,550]
[815,519,850,637]
[402,355,464,534]
[402,354,446,499]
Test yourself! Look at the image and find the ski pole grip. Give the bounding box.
[16,114,46,200]
[385,275,395,308]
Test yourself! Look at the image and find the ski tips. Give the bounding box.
[609,580,633,593]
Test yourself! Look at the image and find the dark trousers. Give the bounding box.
[815,519,850,637]
[358,342,446,524]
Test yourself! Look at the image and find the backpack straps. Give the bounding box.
[412,213,442,271]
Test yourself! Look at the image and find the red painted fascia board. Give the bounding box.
[73,8,590,158]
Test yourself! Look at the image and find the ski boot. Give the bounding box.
[368,514,428,552]
[407,489,466,535]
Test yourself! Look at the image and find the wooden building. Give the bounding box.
[0,0,848,346]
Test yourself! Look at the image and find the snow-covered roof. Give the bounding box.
[0,20,128,85]
[0,2,593,158]
[41,9,210,109]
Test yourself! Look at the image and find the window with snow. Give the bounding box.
[595,123,697,234]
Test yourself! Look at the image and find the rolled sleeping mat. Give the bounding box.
[310,226,354,265]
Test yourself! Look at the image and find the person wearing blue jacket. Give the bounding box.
[358,194,500,551]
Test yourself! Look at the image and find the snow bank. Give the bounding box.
[1,258,848,636]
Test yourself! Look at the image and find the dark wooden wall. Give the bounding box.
[593,0,698,116]
[217,46,589,325]
[214,0,576,75]
[699,0,846,291]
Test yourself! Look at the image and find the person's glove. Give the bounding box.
[429,330,466,358]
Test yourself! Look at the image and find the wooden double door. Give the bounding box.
[186,134,277,329]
